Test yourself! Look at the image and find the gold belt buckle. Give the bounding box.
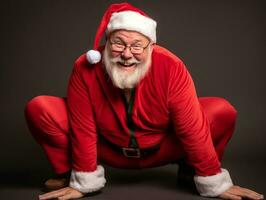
[122,147,141,158]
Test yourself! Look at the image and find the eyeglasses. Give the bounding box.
[109,40,150,55]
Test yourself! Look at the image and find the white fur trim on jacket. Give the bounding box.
[69,165,106,193]
[194,168,233,197]
[106,11,157,43]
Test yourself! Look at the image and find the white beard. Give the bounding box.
[102,44,152,89]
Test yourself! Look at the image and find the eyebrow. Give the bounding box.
[111,36,143,44]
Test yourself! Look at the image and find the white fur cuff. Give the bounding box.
[194,168,233,197]
[69,165,106,193]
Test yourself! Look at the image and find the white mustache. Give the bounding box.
[110,56,141,66]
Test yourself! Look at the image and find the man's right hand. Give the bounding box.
[39,187,84,200]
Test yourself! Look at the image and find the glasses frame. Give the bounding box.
[109,39,151,55]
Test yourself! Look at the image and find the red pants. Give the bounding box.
[25,96,237,174]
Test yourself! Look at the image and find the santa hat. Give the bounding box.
[86,2,157,64]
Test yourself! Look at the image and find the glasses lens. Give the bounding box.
[112,44,125,52]
[131,46,143,54]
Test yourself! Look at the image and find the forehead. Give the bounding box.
[109,30,149,43]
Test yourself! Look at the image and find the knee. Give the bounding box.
[25,95,47,117]
[24,95,52,128]
[211,97,237,128]
[25,95,69,146]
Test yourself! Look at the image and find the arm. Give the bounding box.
[168,60,231,196]
[67,61,106,193]
[168,61,222,174]
[38,59,106,200]
[168,61,264,199]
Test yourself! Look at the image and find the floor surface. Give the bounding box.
[1,159,265,200]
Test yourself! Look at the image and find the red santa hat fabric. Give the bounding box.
[86,2,157,64]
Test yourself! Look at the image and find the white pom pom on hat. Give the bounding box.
[86,2,157,64]
[86,50,101,64]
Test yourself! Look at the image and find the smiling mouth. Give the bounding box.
[118,62,136,67]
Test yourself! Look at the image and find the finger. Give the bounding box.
[235,191,264,200]
[232,186,264,200]
[39,187,68,197]
[58,192,73,200]
[39,188,69,200]
[220,192,242,200]
[232,185,260,195]
[58,190,84,200]
[240,187,264,199]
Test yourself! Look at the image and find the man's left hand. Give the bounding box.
[219,185,264,200]
[39,187,84,200]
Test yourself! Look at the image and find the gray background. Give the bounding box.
[0,0,265,199]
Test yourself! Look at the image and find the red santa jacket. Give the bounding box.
[67,45,221,177]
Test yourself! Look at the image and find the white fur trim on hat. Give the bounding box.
[194,168,233,197]
[86,50,101,64]
[106,11,157,43]
[69,165,106,193]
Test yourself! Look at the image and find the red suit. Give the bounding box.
[25,45,237,196]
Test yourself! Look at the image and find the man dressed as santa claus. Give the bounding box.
[25,3,264,200]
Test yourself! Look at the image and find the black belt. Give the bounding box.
[100,135,160,158]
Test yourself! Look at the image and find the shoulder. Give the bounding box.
[152,45,187,75]
[68,53,101,88]
[73,54,90,71]
[152,45,184,65]
[72,53,100,77]
[74,45,105,71]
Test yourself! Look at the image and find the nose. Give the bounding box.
[121,47,133,60]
